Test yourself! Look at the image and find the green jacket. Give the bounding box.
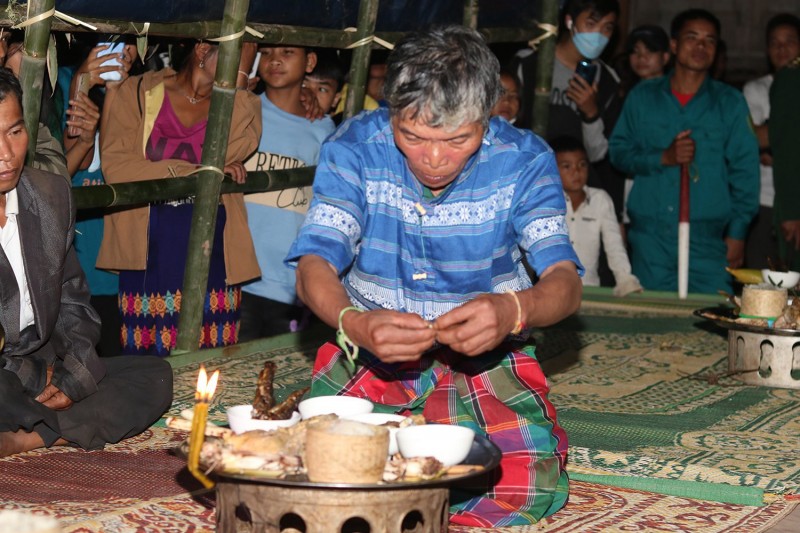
[769,60,800,222]
[609,74,759,240]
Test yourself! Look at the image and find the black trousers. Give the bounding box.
[0,356,172,450]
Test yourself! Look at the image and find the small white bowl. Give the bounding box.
[297,395,374,420]
[344,413,407,455]
[226,405,301,434]
[396,424,475,467]
[762,269,800,289]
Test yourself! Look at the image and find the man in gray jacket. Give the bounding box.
[0,67,172,457]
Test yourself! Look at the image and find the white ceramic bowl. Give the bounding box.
[297,395,374,420]
[762,269,800,289]
[396,424,475,467]
[344,413,407,455]
[226,405,301,434]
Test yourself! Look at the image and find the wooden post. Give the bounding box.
[18,0,55,163]
[463,0,479,30]
[531,0,558,138]
[174,0,249,354]
[343,0,380,120]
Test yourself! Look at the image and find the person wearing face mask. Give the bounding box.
[513,0,625,287]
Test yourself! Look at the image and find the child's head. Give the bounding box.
[550,136,589,194]
[304,49,344,114]
[625,25,670,80]
[258,46,317,90]
[490,69,521,123]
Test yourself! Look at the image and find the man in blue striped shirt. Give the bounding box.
[286,25,582,527]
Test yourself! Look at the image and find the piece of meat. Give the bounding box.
[252,361,277,419]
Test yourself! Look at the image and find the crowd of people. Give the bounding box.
[1,1,799,527]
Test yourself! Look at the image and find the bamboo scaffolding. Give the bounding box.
[18,0,54,162]
[531,0,558,137]
[72,169,315,211]
[343,0,379,120]
[174,0,249,353]
[464,0,479,30]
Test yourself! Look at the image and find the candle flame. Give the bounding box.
[205,370,220,401]
[195,365,208,400]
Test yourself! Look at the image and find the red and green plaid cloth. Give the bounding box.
[311,341,569,527]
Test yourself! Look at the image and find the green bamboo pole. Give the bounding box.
[174,0,249,354]
[531,0,558,137]
[343,0,380,119]
[73,168,316,210]
[18,0,55,163]
[463,0,479,30]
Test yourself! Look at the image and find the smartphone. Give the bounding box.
[575,60,598,84]
[97,41,125,81]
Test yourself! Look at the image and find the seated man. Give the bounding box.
[0,68,172,457]
[287,26,582,526]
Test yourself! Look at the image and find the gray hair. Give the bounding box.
[384,25,501,130]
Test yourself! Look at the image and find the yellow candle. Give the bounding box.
[187,365,219,489]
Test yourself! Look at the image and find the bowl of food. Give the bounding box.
[396,424,475,467]
[226,405,301,434]
[297,395,374,420]
[344,413,407,455]
[762,269,800,289]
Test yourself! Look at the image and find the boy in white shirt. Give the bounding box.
[552,136,642,296]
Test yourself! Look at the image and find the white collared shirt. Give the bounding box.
[565,186,641,295]
[0,188,35,332]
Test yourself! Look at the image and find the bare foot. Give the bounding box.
[0,430,47,457]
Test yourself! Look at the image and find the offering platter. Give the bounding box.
[208,434,501,533]
[694,305,800,389]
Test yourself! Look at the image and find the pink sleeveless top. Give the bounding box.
[145,93,207,164]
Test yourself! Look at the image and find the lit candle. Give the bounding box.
[187,365,219,489]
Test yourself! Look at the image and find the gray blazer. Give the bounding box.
[0,167,104,402]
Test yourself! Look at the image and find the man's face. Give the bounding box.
[768,24,800,71]
[571,10,617,39]
[0,96,27,194]
[556,150,589,194]
[391,112,484,196]
[671,18,718,73]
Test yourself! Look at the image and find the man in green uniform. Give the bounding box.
[609,9,759,293]
[769,55,800,272]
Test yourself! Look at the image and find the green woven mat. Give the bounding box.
[165,293,800,506]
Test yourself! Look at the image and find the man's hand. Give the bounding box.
[725,237,745,269]
[35,367,73,411]
[433,293,517,357]
[781,220,800,250]
[344,309,436,363]
[299,85,325,120]
[661,130,695,166]
[566,75,599,121]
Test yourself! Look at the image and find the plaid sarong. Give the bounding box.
[311,342,569,527]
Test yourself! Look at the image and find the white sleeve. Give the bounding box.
[595,189,642,295]
[581,119,608,162]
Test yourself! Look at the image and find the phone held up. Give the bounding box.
[97,41,125,82]
[574,60,598,84]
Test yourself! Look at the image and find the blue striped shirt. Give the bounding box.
[285,110,581,320]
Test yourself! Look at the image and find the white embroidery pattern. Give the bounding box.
[521,215,568,249]
[364,180,516,227]
[305,203,361,251]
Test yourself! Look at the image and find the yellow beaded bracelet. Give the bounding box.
[505,290,525,335]
[336,306,363,370]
